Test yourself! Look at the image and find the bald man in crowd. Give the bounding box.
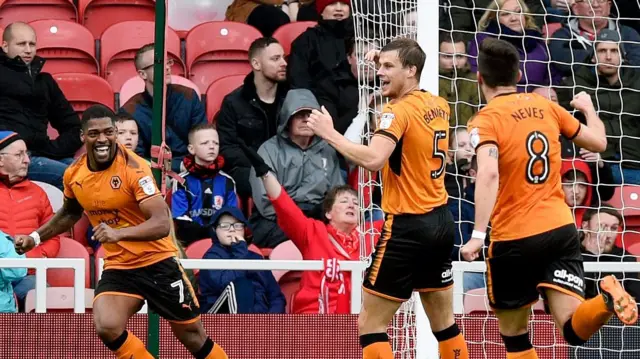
[0,22,82,191]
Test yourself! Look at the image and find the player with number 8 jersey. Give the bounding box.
[461,38,636,359]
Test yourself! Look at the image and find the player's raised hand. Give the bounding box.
[570,92,595,114]
[13,234,35,255]
[92,223,122,243]
[460,238,484,262]
[307,106,335,139]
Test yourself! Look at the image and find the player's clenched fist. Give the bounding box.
[13,235,35,255]
[570,91,595,114]
[92,223,122,243]
[460,238,484,262]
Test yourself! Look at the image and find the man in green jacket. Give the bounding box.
[438,32,481,128]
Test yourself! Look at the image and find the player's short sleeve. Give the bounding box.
[374,105,408,143]
[550,101,581,140]
[467,112,498,150]
[62,166,75,199]
[127,162,160,203]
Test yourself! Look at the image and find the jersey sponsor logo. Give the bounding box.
[441,268,453,283]
[379,112,394,129]
[110,176,122,189]
[553,269,584,292]
[138,176,156,196]
[469,127,480,149]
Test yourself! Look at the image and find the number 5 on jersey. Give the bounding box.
[431,130,447,179]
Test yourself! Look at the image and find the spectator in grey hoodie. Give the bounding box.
[249,89,344,248]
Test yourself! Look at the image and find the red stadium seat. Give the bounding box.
[78,0,155,39]
[608,185,640,227]
[627,242,640,256]
[279,273,301,314]
[72,213,91,248]
[24,287,94,313]
[0,26,3,40]
[617,230,640,250]
[186,239,212,260]
[272,21,316,56]
[270,240,302,283]
[29,20,98,75]
[54,73,114,116]
[205,74,244,123]
[47,237,91,288]
[119,74,200,107]
[0,0,77,28]
[101,21,185,92]
[542,22,562,39]
[185,21,261,93]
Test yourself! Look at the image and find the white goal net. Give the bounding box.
[352,0,640,358]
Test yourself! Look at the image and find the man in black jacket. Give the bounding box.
[216,37,288,199]
[0,22,82,190]
[287,0,358,135]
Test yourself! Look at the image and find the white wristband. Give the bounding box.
[471,230,486,240]
[29,231,41,247]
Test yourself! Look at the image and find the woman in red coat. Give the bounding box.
[241,143,381,314]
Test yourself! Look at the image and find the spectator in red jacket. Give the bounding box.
[240,141,381,314]
[0,131,60,311]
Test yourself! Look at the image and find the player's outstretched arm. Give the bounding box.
[461,145,499,261]
[14,197,84,254]
[569,92,607,153]
[307,106,395,171]
[102,196,171,242]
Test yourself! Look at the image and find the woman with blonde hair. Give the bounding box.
[467,0,560,91]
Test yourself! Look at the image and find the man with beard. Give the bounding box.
[217,37,288,199]
[438,31,481,127]
[14,105,229,359]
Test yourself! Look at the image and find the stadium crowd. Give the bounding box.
[0,0,638,336]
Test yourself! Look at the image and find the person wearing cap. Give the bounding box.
[548,0,640,77]
[248,89,344,248]
[0,131,60,311]
[287,0,358,135]
[558,28,640,185]
[198,206,285,314]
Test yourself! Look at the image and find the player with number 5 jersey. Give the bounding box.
[307,38,469,359]
[461,38,636,359]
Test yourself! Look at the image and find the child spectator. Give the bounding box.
[172,124,238,247]
[199,207,285,314]
[561,159,593,228]
[468,0,560,91]
[0,230,27,313]
[445,127,475,199]
[115,113,139,152]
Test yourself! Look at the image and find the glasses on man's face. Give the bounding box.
[140,58,174,71]
[0,150,31,161]
[217,222,245,231]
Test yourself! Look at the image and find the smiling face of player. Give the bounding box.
[84,117,118,167]
[325,189,359,231]
[377,50,417,99]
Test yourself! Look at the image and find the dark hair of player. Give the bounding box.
[188,122,217,144]
[248,37,281,61]
[477,37,520,88]
[322,185,358,223]
[81,104,116,130]
[380,38,426,81]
